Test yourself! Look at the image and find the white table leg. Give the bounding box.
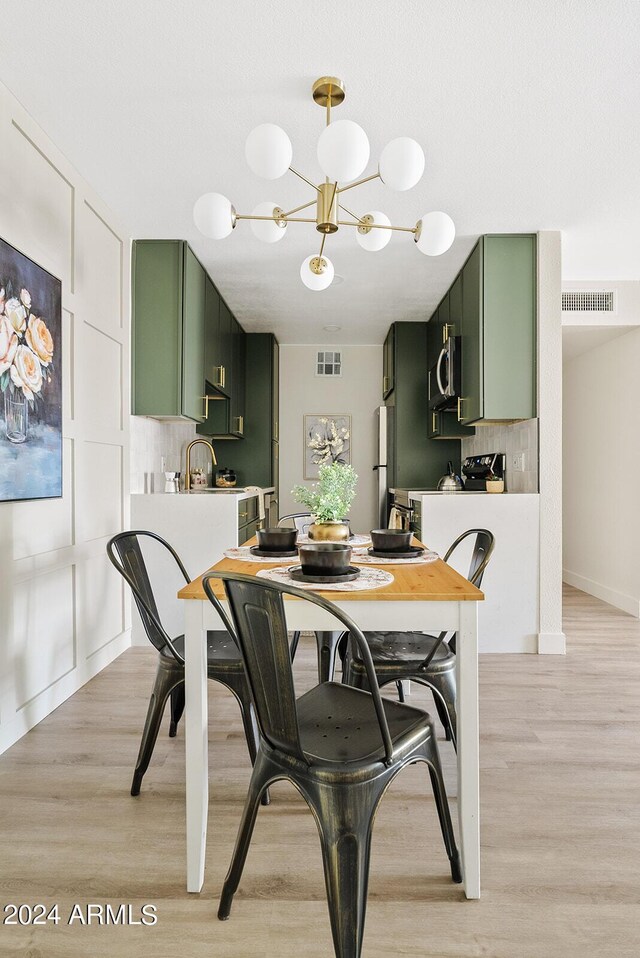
[184,600,209,892]
[456,600,480,899]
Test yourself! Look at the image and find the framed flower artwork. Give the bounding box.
[303,414,351,479]
[0,237,62,502]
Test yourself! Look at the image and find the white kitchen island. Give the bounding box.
[130,489,274,644]
[410,492,540,653]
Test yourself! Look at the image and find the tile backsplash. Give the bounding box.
[130,416,212,493]
[461,419,538,493]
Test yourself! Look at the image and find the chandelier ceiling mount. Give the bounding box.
[193,76,455,291]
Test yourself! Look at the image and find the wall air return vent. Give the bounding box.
[315,350,342,376]
[562,291,616,313]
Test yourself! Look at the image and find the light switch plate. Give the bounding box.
[512,452,526,472]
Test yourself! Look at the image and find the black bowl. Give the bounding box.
[256,528,298,552]
[370,529,413,552]
[298,542,352,576]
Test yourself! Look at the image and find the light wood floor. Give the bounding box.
[1,584,639,957]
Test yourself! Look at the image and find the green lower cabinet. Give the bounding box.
[217,334,279,497]
[386,323,462,489]
[428,408,475,440]
[238,496,260,543]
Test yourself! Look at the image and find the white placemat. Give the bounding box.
[296,533,371,547]
[351,548,439,565]
[256,566,394,592]
[223,546,294,563]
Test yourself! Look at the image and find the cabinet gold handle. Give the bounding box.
[274,421,278,441]
[221,365,226,389]
[235,415,244,434]
[432,412,437,433]
[213,366,224,389]
[443,323,453,343]
[457,396,464,422]
[383,375,388,394]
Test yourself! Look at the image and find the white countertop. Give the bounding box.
[132,487,275,501]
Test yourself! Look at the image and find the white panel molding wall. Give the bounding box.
[0,80,131,754]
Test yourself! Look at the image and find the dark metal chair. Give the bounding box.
[342,529,495,750]
[106,530,263,799]
[202,570,461,958]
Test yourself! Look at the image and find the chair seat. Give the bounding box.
[162,631,245,671]
[350,631,455,675]
[297,682,432,766]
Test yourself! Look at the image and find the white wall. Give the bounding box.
[279,344,382,533]
[563,327,640,616]
[537,231,565,653]
[0,80,130,753]
[130,415,198,493]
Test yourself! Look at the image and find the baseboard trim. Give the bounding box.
[537,632,566,654]
[563,570,640,618]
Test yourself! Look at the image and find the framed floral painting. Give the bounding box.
[0,237,62,502]
[303,414,351,479]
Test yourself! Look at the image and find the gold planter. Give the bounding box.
[307,521,350,542]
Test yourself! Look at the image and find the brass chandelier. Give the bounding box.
[193,76,455,291]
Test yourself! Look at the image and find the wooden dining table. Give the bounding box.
[177,539,484,899]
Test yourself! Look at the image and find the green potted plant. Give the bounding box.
[292,463,358,541]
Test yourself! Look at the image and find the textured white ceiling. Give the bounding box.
[1,0,639,343]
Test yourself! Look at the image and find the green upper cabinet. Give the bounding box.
[197,311,246,438]
[203,276,222,390]
[382,325,395,399]
[460,240,483,424]
[132,240,206,422]
[217,299,233,396]
[460,234,536,425]
[230,316,246,436]
[448,273,462,337]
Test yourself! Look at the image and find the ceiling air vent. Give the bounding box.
[316,350,342,376]
[562,291,616,313]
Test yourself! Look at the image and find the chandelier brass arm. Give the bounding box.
[282,199,317,217]
[338,219,417,234]
[288,167,321,191]
[339,202,364,222]
[337,172,381,194]
[235,214,317,225]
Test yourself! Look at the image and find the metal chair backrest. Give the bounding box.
[202,571,395,766]
[278,513,314,535]
[107,530,189,662]
[443,528,495,588]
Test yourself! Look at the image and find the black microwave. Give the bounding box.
[428,335,461,411]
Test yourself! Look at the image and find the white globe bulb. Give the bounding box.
[300,254,335,291]
[193,193,235,239]
[250,202,287,243]
[245,123,292,179]
[355,211,392,252]
[317,119,370,183]
[415,211,456,256]
[379,137,425,191]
